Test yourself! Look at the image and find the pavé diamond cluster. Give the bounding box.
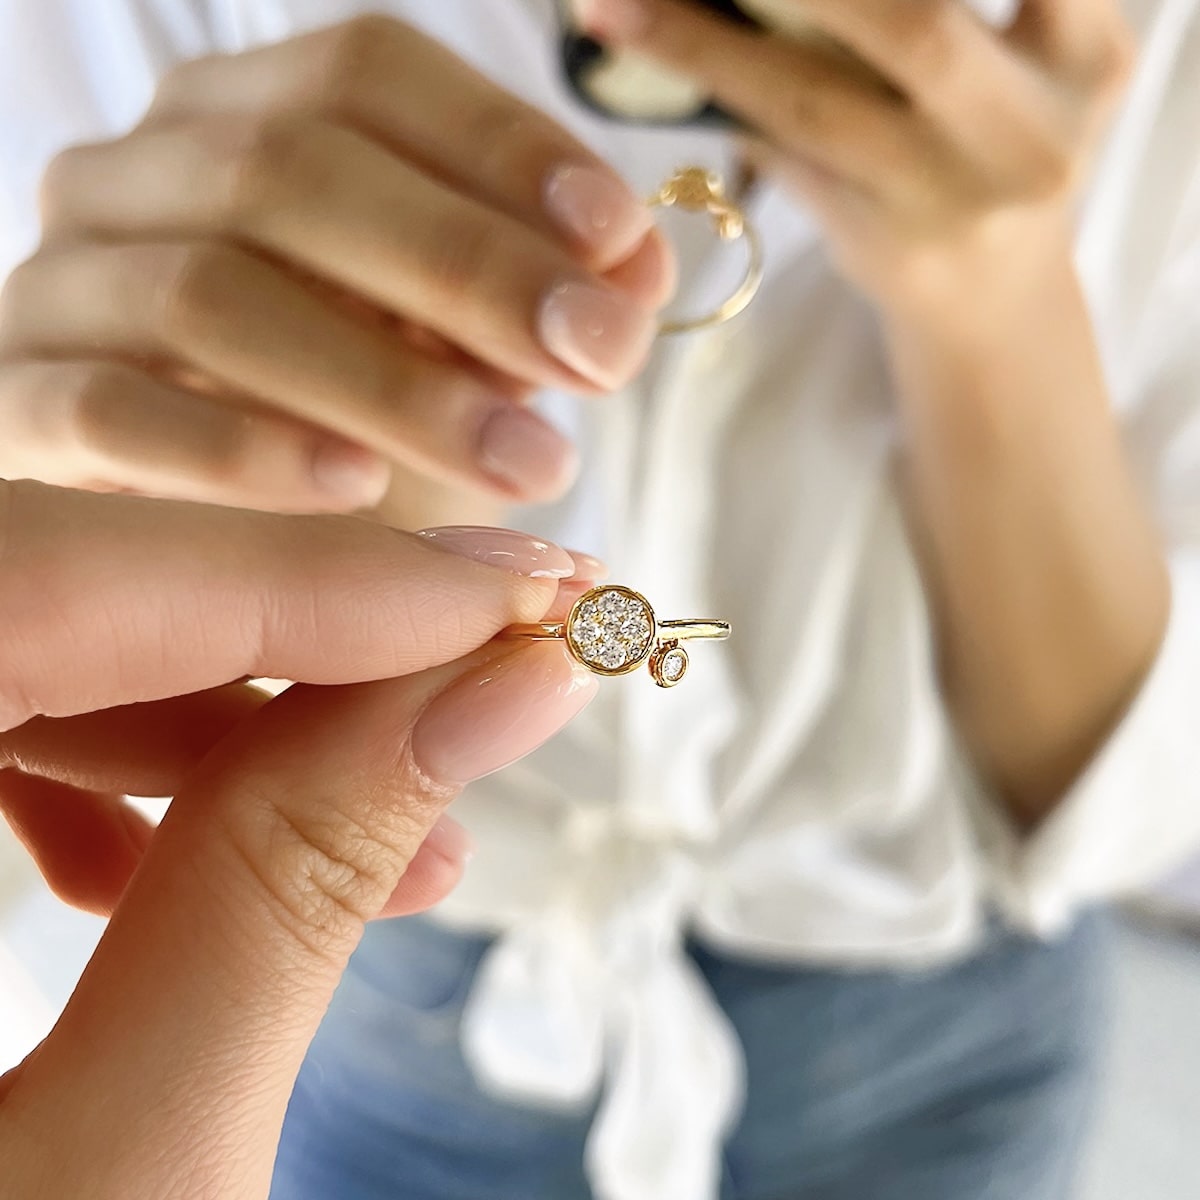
[507,583,726,686]
[568,586,655,673]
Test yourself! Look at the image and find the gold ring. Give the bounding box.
[649,166,764,335]
[504,583,730,688]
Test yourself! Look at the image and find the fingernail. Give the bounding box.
[479,405,580,499]
[421,813,475,867]
[567,549,610,580]
[412,645,597,785]
[549,578,596,619]
[310,439,392,506]
[538,280,656,389]
[577,0,650,41]
[415,526,577,578]
[545,164,652,260]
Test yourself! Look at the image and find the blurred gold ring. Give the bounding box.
[649,166,764,335]
[504,583,730,688]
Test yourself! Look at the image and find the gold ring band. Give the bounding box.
[504,583,731,688]
[649,167,765,336]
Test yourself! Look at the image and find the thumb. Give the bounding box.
[0,641,594,1200]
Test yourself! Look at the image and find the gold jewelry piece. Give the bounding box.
[504,583,730,688]
[649,166,764,335]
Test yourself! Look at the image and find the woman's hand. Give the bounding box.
[0,480,598,1198]
[577,0,1132,314]
[0,15,674,516]
[582,0,1169,822]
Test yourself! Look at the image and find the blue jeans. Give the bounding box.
[271,914,1106,1200]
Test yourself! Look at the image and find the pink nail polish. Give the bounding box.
[567,550,610,580]
[544,164,652,260]
[478,406,580,500]
[411,644,597,785]
[538,280,656,389]
[415,526,576,578]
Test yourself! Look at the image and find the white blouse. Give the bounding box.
[2,3,1199,1198]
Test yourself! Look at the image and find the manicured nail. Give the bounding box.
[478,405,580,499]
[421,813,475,867]
[549,579,596,619]
[567,549,610,580]
[310,439,391,507]
[415,526,576,578]
[577,0,651,42]
[412,645,597,785]
[538,280,656,389]
[544,164,653,260]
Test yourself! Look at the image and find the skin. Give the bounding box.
[0,16,677,527]
[0,7,1167,825]
[578,0,1169,825]
[0,5,1171,1189]
[0,480,599,1198]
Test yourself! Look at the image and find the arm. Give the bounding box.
[886,236,1167,826]
[580,0,1169,825]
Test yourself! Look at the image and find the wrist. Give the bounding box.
[876,209,1077,339]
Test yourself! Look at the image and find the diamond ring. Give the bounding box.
[649,166,764,336]
[504,583,730,688]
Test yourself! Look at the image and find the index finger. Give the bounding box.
[150,14,656,272]
[0,481,569,731]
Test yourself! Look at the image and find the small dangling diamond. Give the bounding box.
[650,643,689,688]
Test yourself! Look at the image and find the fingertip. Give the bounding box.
[605,225,679,311]
[423,812,475,864]
[411,642,597,788]
[375,834,467,919]
[567,550,610,581]
[478,405,581,502]
[544,162,655,270]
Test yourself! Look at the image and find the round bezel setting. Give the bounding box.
[565,584,657,676]
[650,643,689,688]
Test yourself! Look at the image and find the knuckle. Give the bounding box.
[315,14,407,110]
[158,242,243,345]
[423,210,498,303]
[467,100,534,173]
[221,114,313,225]
[226,769,444,962]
